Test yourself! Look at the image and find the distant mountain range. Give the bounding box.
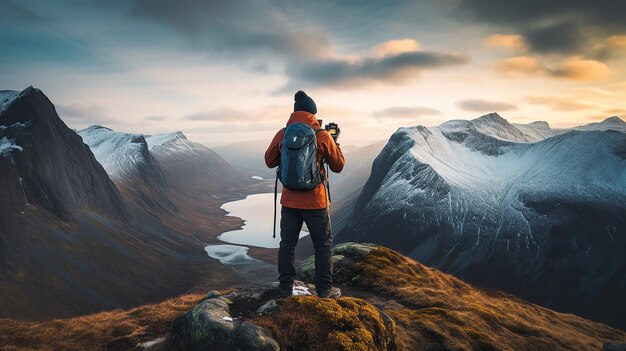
[2,86,624,333]
[0,87,260,320]
[337,112,626,329]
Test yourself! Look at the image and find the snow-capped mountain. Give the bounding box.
[78,125,165,182]
[0,87,247,321]
[511,120,560,140]
[144,130,254,196]
[0,87,127,221]
[78,125,174,213]
[338,113,626,329]
[574,116,626,133]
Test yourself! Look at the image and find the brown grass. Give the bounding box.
[2,245,625,351]
[349,246,626,351]
[0,293,204,351]
[252,296,395,351]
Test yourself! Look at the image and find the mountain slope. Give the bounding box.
[78,125,175,214]
[0,87,242,320]
[511,120,560,140]
[0,87,127,222]
[338,114,626,329]
[145,130,252,196]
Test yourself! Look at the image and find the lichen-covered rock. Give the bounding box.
[297,242,377,285]
[168,296,279,351]
[297,254,352,283]
[203,290,222,300]
[257,300,277,315]
[332,242,376,258]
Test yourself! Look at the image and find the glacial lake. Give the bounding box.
[217,192,308,249]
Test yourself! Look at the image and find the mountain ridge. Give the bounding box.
[0,87,262,321]
[338,113,626,329]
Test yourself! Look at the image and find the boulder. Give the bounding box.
[297,242,377,284]
[168,296,279,351]
[603,343,626,351]
[257,300,277,315]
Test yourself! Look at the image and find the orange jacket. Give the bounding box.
[265,111,345,209]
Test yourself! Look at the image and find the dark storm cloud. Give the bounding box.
[113,0,469,89]
[371,106,442,119]
[455,0,626,56]
[456,99,517,113]
[524,21,587,55]
[284,51,469,89]
[119,0,331,58]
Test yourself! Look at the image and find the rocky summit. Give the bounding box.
[2,243,625,350]
[159,243,625,351]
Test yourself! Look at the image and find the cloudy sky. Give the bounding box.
[1,0,625,146]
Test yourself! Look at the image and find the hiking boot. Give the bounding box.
[318,287,341,299]
[279,285,293,298]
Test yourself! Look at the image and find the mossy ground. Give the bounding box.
[252,296,395,351]
[343,246,626,351]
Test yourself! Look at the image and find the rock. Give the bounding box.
[203,290,222,300]
[297,242,377,285]
[603,343,626,351]
[136,337,167,351]
[257,300,277,315]
[168,296,279,351]
[292,284,311,296]
[332,242,376,258]
[236,323,281,350]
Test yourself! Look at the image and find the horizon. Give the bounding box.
[1,1,625,147]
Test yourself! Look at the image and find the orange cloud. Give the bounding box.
[550,57,611,81]
[604,35,626,49]
[493,56,542,76]
[493,56,610,81]
[373,39,421,58]
[485,34,526,51]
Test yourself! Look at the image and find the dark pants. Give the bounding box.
[278,206,333,294]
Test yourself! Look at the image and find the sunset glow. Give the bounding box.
[1,0,624,146]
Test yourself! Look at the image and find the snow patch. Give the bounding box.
[0,136,22,156]
[0,90,20,113]
[145,131,187,150]
[78,125,148,178]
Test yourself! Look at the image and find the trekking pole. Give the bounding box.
[273,170,278,239]
[326,163,331,203]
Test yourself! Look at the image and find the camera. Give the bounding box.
[317,119,339,140]
[325,122,339,140]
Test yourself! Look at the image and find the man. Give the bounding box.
[264,90,345,298]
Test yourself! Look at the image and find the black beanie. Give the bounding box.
[293,90,317,115]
